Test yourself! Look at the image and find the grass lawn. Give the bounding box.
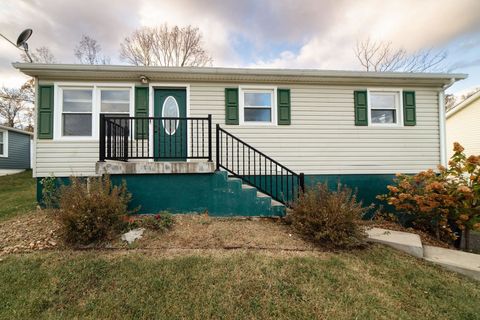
[0,170,36,221]
[1,171,479,319]
[1,246,479,320]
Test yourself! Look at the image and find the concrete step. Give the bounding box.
[225,177,287,216]
[256,191,270,198]
[271,199,284,207]
[423,245,480,281]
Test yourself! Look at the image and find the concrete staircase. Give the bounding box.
[210,171,286,217]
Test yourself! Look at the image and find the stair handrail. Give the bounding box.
[216,124,305,206]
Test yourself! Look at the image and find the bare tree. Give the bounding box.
[0,87,31,128]
[21,46,56,63]
[74,35,110,64]
[120,25,212,67]
[354,38,447,72]
[20,79,35,104]
[445,94,457,111]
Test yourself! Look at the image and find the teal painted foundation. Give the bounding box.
[36,173,394,218]
[36,172,285,217]
[305,174,395,218]
[36,177,72,207]
[110,172,284,217]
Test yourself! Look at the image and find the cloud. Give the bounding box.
[251,0,480,69]
[1,0,480,89]
[449,58,480,72]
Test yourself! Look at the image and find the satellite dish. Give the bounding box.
[0,28,34,62]
[16,29,33,48]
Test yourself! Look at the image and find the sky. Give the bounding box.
[1,0,480,95]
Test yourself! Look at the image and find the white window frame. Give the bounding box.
[0,129,8,157]
[98,87,133,116]
[54,82,135,141]
[367,88,403,127]
[59,86,94,138]
[239,86,277,126]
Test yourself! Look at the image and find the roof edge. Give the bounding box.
[12,63,468,83]
[446,90,480,119]
[0,124,34,135]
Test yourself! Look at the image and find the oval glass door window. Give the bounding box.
[162,96,179,135]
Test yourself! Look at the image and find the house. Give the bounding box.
[0,124,32,175]
[446,90,480,159]
[14,63,466,216]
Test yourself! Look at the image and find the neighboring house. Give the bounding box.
[446,90,480,159]
[14,63,466,216]
[0,125,33,175]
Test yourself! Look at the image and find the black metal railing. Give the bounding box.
[216,124,304,206]
[99,114,212,161]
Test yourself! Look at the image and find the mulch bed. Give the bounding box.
[122,214,316,251]
[0,210,61,255]
[1,211,454,256]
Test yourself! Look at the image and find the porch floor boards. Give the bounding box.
[96,161,215,175]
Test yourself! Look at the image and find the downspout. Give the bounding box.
[439,78,456,167]
[33,76,38,178]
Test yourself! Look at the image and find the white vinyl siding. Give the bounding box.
[446,97,480,159]
[35,140,98,177]
[34,82,441,177]
[190,84,440,175]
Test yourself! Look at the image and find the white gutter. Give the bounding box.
[439,78,456,166]
[12,63,468,85]
[32,76,38,177]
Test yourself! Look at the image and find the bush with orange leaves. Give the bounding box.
[378,142,480,248]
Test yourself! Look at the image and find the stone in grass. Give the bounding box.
[121,228,145,244]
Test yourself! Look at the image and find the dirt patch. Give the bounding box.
[0,211,457,257]
[0,210,61,255]
[118,214,316,251]
[0,212,315,255]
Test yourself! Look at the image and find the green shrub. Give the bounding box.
[138,211,174,232]
[40,175,59,209]
[56,175,132,245]
[288,183,371,249]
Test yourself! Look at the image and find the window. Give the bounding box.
[0,130,6,157]
[369,91,401,125]
[162,96,180,135]
[241,89,275,124]
[100,89,130,117]
[57,85,133,139]
[62,88,93,136]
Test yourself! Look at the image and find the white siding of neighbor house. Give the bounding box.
[34,82,441,177]
[446,97,480,159]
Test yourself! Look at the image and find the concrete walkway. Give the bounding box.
[0,169,24,176]
[366,227,480,281]
[423,245,480,281]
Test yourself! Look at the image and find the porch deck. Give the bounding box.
[98,115,303,209]
[96,160,215,175]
